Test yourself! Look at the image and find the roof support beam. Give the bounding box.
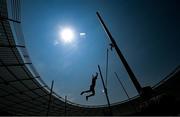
[0,76,40,84]
[0,62,32,67]
[0,45,25,48]
[0,85,47,98]
[0,16,21,23]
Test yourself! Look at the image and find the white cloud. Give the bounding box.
[80,32,86,38]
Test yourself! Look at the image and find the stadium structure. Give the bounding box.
[0,0,179,115]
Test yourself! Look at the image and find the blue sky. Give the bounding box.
[21,0,179,105]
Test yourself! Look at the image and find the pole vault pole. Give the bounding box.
[96,12,142,95]
[98,65,112,115]
[47,80,54,116]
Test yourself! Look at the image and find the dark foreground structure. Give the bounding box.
[0,0,179,115]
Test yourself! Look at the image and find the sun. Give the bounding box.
[60,28,75,43]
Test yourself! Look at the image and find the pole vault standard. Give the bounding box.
[105,48,109,87]
[114,72,137,113]
[47,80,54,116]
[98,65,112,115]
[96,12,142,95]
[114,72,131,102]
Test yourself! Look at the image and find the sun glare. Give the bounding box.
[60,28,74,43]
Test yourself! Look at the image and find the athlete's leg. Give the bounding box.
[86,90,95,101]
[80,89,91,95]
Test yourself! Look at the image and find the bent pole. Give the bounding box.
[96,12,142,95]
[98,65,112,115]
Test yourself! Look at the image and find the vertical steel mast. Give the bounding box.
[98,65,112,115]
[96,12,142,95]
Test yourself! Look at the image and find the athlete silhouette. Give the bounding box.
[81,72,98,101]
